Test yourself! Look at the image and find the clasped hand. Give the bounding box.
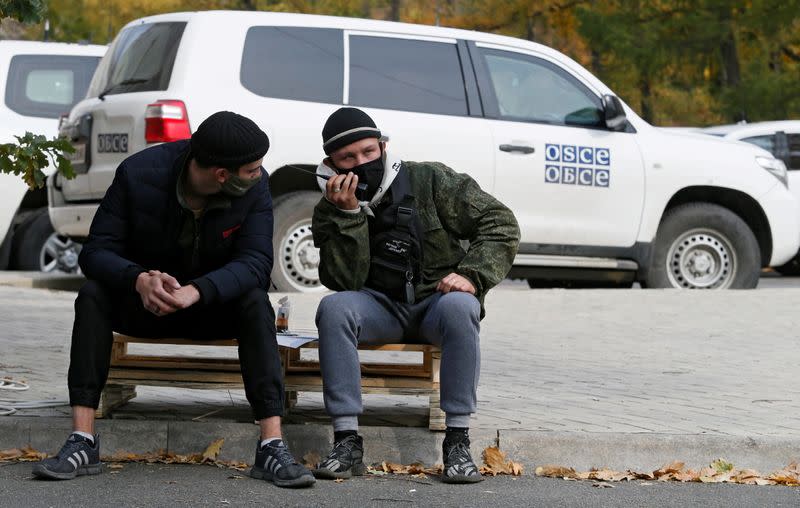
[135,270,200,316]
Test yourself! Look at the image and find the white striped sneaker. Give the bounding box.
[441,436,483,484]
[249,440,315,488]
[32,433,102,480]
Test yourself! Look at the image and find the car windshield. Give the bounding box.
[86,21,185,98]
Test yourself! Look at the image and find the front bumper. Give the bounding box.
[760,182,800,266]
[47,174,98,239]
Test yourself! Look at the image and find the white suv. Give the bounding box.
[0,40,105,273]
[700,121,800,274]
[50,11,799,290]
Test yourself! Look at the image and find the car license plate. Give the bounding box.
[97,133,129,153]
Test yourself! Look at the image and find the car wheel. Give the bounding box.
[11,208,82,273]
[644,203,760,289]
[270,191,327,292]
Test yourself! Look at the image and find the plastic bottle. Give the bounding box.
[276,296,291,333]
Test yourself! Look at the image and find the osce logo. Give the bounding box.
[544,144,610,188]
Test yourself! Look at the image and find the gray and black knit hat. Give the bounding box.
[191,111,269,168]
[322,107,381,155]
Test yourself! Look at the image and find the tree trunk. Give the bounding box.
[639,75,653,123]
[390,0,401,21]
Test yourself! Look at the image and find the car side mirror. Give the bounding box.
[602,95,628,132]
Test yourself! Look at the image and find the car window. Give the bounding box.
[241,27,343,104]
[788,134,800,171]
[479,48,603,127]
[4,54,100,118]
[741,135,775,153]
[348,35,467,116]
[87,22,185,98]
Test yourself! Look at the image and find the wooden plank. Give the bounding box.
[285,361,430,378]
[113,333,237,347]
[96,385,137,418]
[299,342,439,352]
[111,355,242,372]
[108,368,244,384]
[284,374,434,390]
[106,377,244,390]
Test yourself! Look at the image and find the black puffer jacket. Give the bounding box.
[78,139,273,304]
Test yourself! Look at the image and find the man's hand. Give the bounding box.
[169,284,201,309]
[436,273,476,295]
[326,171,359,210]
[135,270,190,316]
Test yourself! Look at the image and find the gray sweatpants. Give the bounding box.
[315,288,481,430]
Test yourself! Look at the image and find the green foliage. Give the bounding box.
[0,133,75,190]
[14,0,800,125]
[0,0,44,22]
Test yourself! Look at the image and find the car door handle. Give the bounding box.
[499,144,535,154]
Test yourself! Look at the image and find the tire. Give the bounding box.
[11,208,82,273]
[643,203,760,289]
[774,254,800,276]
[270,191,327,292]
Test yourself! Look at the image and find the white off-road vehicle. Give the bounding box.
[50,11,798,290]
[0,40,105,273]
[699,121,800,274]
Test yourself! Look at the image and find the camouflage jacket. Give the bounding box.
[312,160,520,318]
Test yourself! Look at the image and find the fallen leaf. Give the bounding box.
[673,470,700,482]
[0,446,47,462]
[334,478,345,483]
[653,461,685,479]
[482,447,523,476]
[108,464,125,470]
[302,451,320,469]
[202,439,225,463]
[711,459,734,474]
[593,482,615,488]
[535,465,578,479]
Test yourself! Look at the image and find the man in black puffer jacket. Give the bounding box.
[32,112,314,488]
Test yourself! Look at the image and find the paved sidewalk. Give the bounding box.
[1,284,799,471]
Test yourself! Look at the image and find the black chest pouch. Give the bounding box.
[365,167,423,303]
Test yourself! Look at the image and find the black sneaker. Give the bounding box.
[441,435,483,484]
[32,433,101,480]
[250,440,315,488]
[313,434,366,479]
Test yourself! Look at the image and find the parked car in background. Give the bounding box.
[50,11,798,291]
[699,121,800,274]
[0,40,105,273]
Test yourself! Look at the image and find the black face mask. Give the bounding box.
[334,154,384,202]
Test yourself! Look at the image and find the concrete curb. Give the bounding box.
[0,271,85,292]
[3,417,798,474]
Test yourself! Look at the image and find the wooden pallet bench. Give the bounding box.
[101,333,445,430]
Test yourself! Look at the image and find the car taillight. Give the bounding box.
[145,100,191,143]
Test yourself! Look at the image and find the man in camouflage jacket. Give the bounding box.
[311,108,520,484]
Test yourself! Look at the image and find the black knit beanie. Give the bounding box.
[191,111,270,168]
[322,107,381,155]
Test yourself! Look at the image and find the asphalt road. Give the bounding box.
[1,463,799,508]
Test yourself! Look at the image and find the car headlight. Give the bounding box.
[756,156,788,187]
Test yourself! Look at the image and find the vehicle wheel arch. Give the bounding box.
[660,186,771,268]
[268,164,321,201]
